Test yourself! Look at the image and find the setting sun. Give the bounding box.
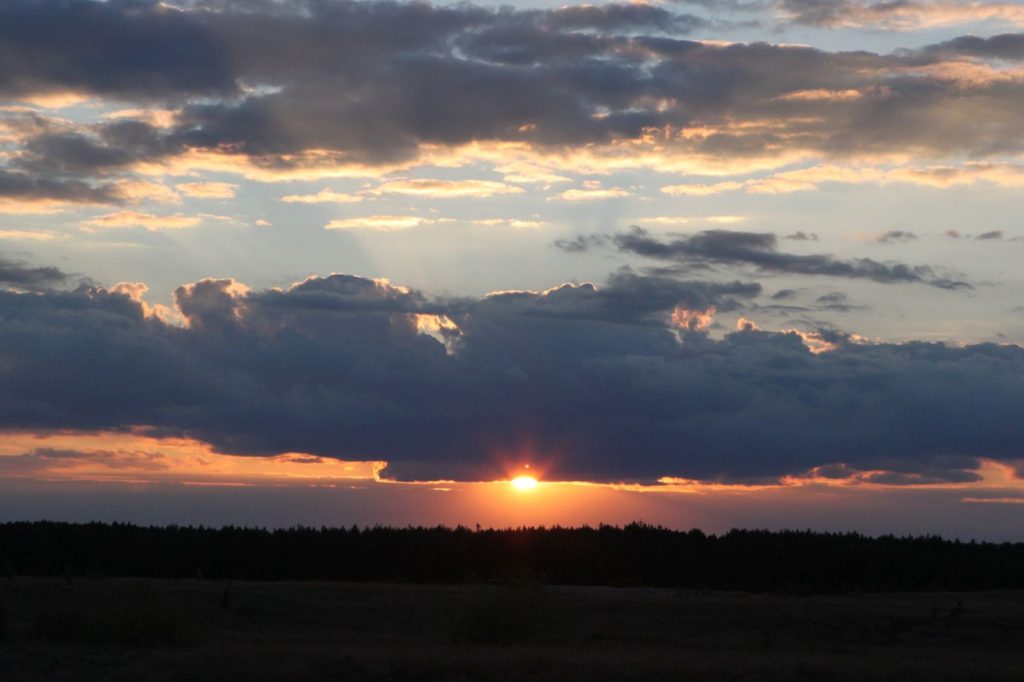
[510,475,538,492]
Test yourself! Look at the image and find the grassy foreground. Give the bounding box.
[1,578,1023,681]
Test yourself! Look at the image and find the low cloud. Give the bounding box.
[1,262,1022,485]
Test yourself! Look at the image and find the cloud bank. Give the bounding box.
[1,260,1021,486]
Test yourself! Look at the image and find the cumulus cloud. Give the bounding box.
[2,264,1023,485]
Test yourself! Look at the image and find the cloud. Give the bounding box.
[6,0,1024,193]
[784,231,818,241]
[176,181,238,199]
[662,181,744,196]
[370,178,525,199]
[81,211,203,231]
[3,264,1024,485]
[324,215,434,231]
[281,189,363,204]
[553,187,632,201]
[876,230,917,244]
[471,218,546,229]
[0,230,62,241]
[660,163,1024,197]
[562,227,970,289]
[0,447,168,476]
[0,168,117,213]
[776,0,1024,31]
[0,255,72,290]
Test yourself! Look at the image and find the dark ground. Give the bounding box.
[1,578,1023,681]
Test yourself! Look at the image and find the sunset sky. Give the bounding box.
[3,0,1024,538]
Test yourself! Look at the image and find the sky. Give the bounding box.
[3,0,1024,538]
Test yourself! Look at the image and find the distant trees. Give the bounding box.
[1,521,1022,592]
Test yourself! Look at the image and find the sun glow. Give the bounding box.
[511,475,539,492]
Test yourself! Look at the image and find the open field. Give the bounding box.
[1,578,1023,681]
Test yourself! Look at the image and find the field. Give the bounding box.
[1,578,1023,681]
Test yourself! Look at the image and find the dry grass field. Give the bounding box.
[1,578,1023,680]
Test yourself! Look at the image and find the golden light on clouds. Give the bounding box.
[81,211,203,231]
[0,431,381,486]
[325,215,432,231]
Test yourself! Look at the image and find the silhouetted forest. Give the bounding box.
[3,522,1023,592]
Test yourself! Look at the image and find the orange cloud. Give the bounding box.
[81,211,203,231]
[370,178,525,198]
[281,188,363,204]
[324,215,433,231]
[176,181,238,199]
[0,431,382,486]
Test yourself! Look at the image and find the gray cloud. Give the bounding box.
[0,255,72,291]
[3,1,1024,191]
[1,265,1022,486]
[561,227,970,289]
[876,230,917,244]
[0,169,117,205]
[923,32,1024,61]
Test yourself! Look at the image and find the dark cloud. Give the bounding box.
[0,255,72,291]
[3,1,1024,188]
[774,0,851,27]
[0,169,117,205]
[924,33,1024,61]
[0,0,235,102]
[1,266,1023,485]
[976,230,1004,240]
[876,230,917,244]
[552,234,612,253]
[561,227,970,289]
[784,231,818,241]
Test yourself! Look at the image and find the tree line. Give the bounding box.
[2,521,1023,592]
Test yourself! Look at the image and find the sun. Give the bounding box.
[510,475,538,492]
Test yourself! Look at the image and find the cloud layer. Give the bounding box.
[1,262,1021,485]
[4,0,1024,207]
